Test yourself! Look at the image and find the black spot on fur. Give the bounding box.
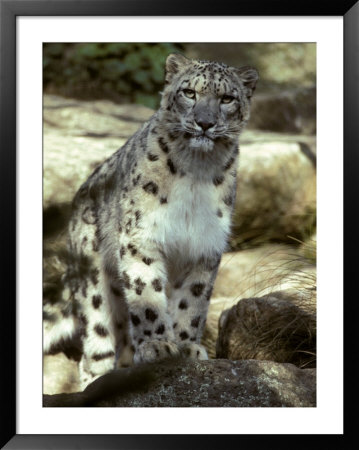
[142,181,158,195]
[104,172,117,201]
[160,197,168,204]
[138,338,144,345]
[224,156,235,171]
[130,313,141,326]
[152,279,162,292]
[125,218,132,234]
[77,185,88,199]
[110,284,121,297]
[89,183,102,202]
[78,313,88,338]
[144,330,152,337]
[128,243,137,256]
[142,257,154,265]
[180,331,189,341]
[205,288,212,302]
[145,308,158,322]
[224,194,234,206]
[178,299,188,310]
[173,323,178,329]
[94,324,109,337]
[148,153,159,161]
[81,283,87,299]
[217,209,223,218]
[158,137,169,153]
[92,351,115,361]
[134,277,146,295]
[122,272,131,289]
[90,268,99,285]
[168,131,178,141]
[135,210,141,225]
[120,245,126,258]
[92,295,102,309]
[167,158,177,174]
[191,316,201,328]
[92,233,100,253]
[191,283,205,297]
[213,175,224,186]
[156,324,165,335]
[132,174,141,186]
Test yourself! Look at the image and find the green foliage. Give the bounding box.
[43,43,316,107]
[43,43,184,107]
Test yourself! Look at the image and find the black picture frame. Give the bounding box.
[1,0,357,448]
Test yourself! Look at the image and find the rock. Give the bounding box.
[216,292,316,368]
[232,140,316,247]
[43,132,125,209]
[43,352,80,394]
[202,244,316,357]
[44,95,154,131]
[43,96,153,210]
[43,358,316,407]
[248,87,316,135]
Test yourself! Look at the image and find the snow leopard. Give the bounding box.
[43,53,258,390]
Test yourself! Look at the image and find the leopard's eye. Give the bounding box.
[183,89,196,99]
[221,95,235,104]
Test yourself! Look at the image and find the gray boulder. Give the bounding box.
[43,358,316,407]
[232,140,316,247]
[248,87,316,134]
[216,291,316,368]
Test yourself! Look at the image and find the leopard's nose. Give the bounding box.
[195,119,216,131]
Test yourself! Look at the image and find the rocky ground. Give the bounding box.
[43,95,316,406]
[43,358,316,407]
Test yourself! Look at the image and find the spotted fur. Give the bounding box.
[43,54,258,390]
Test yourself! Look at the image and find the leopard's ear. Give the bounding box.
[235,66,259,98]
[165,53,190,83]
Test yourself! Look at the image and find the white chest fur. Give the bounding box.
[142,178,230,261]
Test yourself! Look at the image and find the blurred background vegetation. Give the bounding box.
[43,42,316,116]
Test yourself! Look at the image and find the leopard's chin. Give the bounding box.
[189,135,215,152]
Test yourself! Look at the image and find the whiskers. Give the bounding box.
[210,125,242,140]
[164,120,242,146]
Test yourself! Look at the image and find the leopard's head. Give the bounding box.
[160,53,258,152]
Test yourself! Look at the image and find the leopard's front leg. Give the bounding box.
[168,256,220,360]
[119,238,179,364]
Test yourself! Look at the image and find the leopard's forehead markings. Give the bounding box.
[180,61,238,94]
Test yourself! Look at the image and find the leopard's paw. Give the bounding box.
[179,342,208,360]
[133,339,180,364]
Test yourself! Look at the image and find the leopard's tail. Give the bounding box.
[43,241,77,353]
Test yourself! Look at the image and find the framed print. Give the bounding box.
[1,0,357,448]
